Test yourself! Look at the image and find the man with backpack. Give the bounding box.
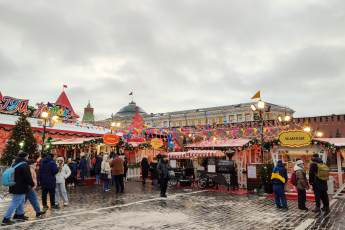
[2,151,34,225]
[271,160,288,210]
[309,154,330,213]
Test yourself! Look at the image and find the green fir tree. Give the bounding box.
[1,115,38,166]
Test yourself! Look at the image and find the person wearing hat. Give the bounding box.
[2,151,34,225]
[271,160,288,210]
[294,159,309,211]
[309,154,330,213]
[39,153,59,210]
[157,155,170,198]
[55,157,71,207]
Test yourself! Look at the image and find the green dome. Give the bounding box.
[116,101,147,117]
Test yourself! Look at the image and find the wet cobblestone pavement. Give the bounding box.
[0,181,344,230]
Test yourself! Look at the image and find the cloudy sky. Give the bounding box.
[1,0,344,120]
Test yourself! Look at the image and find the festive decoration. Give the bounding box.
[103,133,120,145]
[128,110,145,130]
[151,138,163,149]
[1,115,38,165]
[0,94,33,116]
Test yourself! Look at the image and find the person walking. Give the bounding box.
[294,160,309,211]
[78,155,88,183]
[123,157,128,182]
[55,157,71,207]
[14,160,46,219]
[66,158,78,188]
[271,160,288,210]
[110,153,124,193]
[309,154,330,213]
[39,153,59,210]
[101,154,111,192]
[2,151,34,225]
[157,155,170,198]
[140,157,150,185]
[94,154,103,185]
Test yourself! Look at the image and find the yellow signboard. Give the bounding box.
[151,138,163,149]
[278,130,312,148]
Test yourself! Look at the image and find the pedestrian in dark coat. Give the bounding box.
[294,160,309,211]
[39,153,59,210]
[94,155,103,185]
[67,158,78,187]
[141,157,150,185]
[271,160,288,210]
[309,154,330,213]
[157,156,170,198]
[123,157,128,181]
[2,151,34,225]
[78,155,88,181]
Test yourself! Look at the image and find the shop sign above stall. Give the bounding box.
[278,130,312,148]
[103,133,120,145]
[151,138,163,149]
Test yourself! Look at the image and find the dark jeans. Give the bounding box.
[113,175,124,193]
[160,178,169,196]
[273,184,287,208]
[42,187,55,207]
[313,187,329,209]
[297,189,307,209]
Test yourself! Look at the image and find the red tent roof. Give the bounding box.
[55,91,79,118]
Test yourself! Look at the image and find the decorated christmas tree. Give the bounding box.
[1,115,38,166]
[128,110,145,129]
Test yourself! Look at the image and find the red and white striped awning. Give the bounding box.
[168,150,224,159]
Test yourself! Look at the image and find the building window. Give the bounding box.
[163,121,168,127]
[325,117,328,122]
[331,116,334,122]
[245,113,251,121]
[218,117,223,124]
[337,115,340,121]
[320,117,323,122]
[313,117,317,122]
[237,114,243,122]
[229,115,235,123]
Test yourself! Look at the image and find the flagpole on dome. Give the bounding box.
[63,84,68,91]
[129,90,134,102]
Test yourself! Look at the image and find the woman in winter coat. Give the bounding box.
[55,157,71,207]
[294,159,309,211]
[140,157,150,185]
[94,155,103,185]
[101,154,111,192]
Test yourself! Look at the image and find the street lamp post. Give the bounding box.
[251,100,266,163]
[40,111,59,157]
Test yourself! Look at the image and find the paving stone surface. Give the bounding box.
[0,181,344,230]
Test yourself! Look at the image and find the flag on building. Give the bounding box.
[129,91,133,96]
[251,91,261,100]
[63,84,68,89]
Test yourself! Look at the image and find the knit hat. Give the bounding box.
[296,159,304,166]
[18,151,28,158]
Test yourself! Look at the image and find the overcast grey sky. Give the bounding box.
[0,0,344,120]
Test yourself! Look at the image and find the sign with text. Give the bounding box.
[0,95,31,116]
[278,130,312,148]
[151,138,163,149]
[103,133,120,145]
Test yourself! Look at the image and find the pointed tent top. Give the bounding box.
[55,90,79,118]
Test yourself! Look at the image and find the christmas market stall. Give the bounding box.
[179,138,261,188]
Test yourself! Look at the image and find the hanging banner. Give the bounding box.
[103,133,120,145]
[278,130,312,148]
[151,138,163,149]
